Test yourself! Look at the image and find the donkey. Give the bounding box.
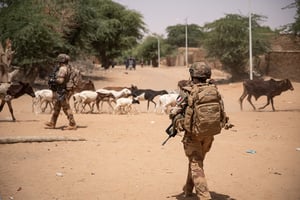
[0,82,35,121]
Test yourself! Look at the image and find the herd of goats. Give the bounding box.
[0,76,295,121]
[1,39,295,121]
[32,83,180,115]
[33,77,295,116]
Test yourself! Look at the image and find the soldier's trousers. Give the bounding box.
[182,134,214,200]
[51,93,76,126]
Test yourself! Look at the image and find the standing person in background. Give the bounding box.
[125,58,129,70]
[132,57,136,70]
[45,54,77,130]
[128,56,134,70]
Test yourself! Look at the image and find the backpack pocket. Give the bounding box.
[183,106,194,132]
[193,102,222,136]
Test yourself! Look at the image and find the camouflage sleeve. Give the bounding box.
[55,66,68,84]
[174,114,185,132]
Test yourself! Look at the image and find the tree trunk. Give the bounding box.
[0,136,86,144]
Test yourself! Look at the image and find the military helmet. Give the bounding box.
[189,61,211,79]
[57,54,70,63]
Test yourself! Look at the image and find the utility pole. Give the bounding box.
[152,33,160,67]
[185,18,188,67]
[158,38,160,67]
[249,0,253,80]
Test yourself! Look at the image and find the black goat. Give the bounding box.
[130,85,168,111]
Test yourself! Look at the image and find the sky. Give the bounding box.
[114,0,297,36]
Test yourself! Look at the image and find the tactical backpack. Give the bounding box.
[183,83,224,136]
[66,65,82,92]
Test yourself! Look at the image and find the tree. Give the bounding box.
[134,36,162,67]
[70,0,146,68]
[0,0,146,83]
[0,0,67,67]
[203,14,271,80]
[166,24,204,48]
[283,0,300,34]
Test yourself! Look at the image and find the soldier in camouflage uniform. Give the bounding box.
[171,61,224,200]
[45,54,77,130]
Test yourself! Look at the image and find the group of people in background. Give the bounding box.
[125,56,137,70]
[96,56,146,70]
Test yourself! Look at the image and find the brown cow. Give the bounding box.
[239,78,294,111]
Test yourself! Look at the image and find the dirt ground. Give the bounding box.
[0,65,300,200]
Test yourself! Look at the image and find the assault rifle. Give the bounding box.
[162,109,184,146]
[162,123,178,146]
[162,95,187,146]
[48,65,59,91]
[48,65,66,101]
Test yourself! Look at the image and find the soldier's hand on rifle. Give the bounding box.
[174,115,185,132]
[224,122,234,130]
[223,116,234,130]
[169,106,182,119]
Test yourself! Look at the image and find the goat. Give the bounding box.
[72,90,98,113]
[103,86,130,91]
[114,97,140,114]
[95,88,132,113]
[239,78,294,111]
[32,89,54,113]
[72,93,83,113]
[158,93,179,114]
[130,85,168,111]
[95,92,116,113]
[96,88,132,99]
[0,82,35,121]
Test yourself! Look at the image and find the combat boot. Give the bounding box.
[45,121,55,129]
[182,184,193,197]
[62,125,77,130]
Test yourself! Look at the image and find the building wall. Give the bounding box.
[266,51,300,82]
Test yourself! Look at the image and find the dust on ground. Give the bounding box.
[0,65,300,200]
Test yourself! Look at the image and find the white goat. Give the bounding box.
[96,88,131,99]
[32,89,54,113]
[114,97,140,114]
[72,90,98,113]
[158,93,179,114]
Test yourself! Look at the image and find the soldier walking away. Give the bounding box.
[45,54,77,130]
[169,61,230,200]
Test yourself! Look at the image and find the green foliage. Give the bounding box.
[0,0,67,66]
[285,0,300,34]
[134,36,161,67]
[71,0,145,68]
[203,14,271,78]
[166,24,204,47]
[0,0,146,71]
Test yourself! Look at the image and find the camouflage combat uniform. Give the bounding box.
[176,84,214,200]
[45,54,76,130]
[171,62,227,200]
[50,64,76,127]
[182,130,214,200]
